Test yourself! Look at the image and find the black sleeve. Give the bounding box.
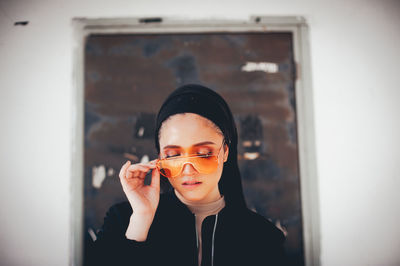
[266,227,286,266]
[86,203,152,266]
[247,211,287,266]
[251,226,287,266]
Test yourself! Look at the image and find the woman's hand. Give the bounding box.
[119,160,160,241]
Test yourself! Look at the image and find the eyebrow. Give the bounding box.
[162,141,216,150]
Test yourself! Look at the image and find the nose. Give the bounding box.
[181,162,198,175]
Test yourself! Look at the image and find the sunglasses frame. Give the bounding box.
[156,140,226,178]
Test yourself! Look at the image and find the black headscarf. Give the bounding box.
[154,84,247,209]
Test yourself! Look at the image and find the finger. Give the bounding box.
[148,159,158,165]
[119,166,133,190]
[126,165,152,179]
[150,166,160,191]
[119,161,131,179]
[119,171,129,188]
[128,162,157,170]
[120,169,144,191]
[136,169,147,180]
[126,163,154,172]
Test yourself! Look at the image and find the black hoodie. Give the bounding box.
[88,190,286,266]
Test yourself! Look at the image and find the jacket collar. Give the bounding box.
[163,190,247,218]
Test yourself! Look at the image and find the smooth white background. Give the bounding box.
[0,0,399,265]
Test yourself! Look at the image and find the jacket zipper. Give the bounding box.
[195,214,199,250]
[211,213,218,266]
[196,213,219,266]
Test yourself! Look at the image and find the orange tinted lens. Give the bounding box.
[191,155,219,174]
[157,155,219,178]
[157,158,185,178]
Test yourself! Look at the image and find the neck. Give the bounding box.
[174,189,223,206]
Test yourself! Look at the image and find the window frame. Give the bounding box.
[71,16,320,266]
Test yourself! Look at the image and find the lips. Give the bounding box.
[182,180,202,186]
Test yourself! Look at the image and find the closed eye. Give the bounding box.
[165,154,180,159]
[196,152,213,156]
[164,153,212,159]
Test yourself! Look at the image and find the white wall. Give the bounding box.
[0,0,399,265]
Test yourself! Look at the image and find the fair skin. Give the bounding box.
[119,113,229,241]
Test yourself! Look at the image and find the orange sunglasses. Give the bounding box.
[156,141,225,178]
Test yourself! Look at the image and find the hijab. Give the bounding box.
[154,84,246,209]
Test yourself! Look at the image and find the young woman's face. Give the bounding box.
[159,113,229,204]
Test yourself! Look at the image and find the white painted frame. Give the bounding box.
[71,16,320,266]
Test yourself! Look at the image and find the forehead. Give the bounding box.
[159,113,223,148]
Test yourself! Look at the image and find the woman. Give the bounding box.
[90,84,286,266]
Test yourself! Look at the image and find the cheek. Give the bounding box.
[211,161,224,183]
[167,177,179,187]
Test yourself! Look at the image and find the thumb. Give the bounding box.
[150,166,160,191]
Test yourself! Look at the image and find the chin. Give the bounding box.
[179,190,206,202]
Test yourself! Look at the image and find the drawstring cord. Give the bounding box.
[195,213,219,266]
[211,213,218,266]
